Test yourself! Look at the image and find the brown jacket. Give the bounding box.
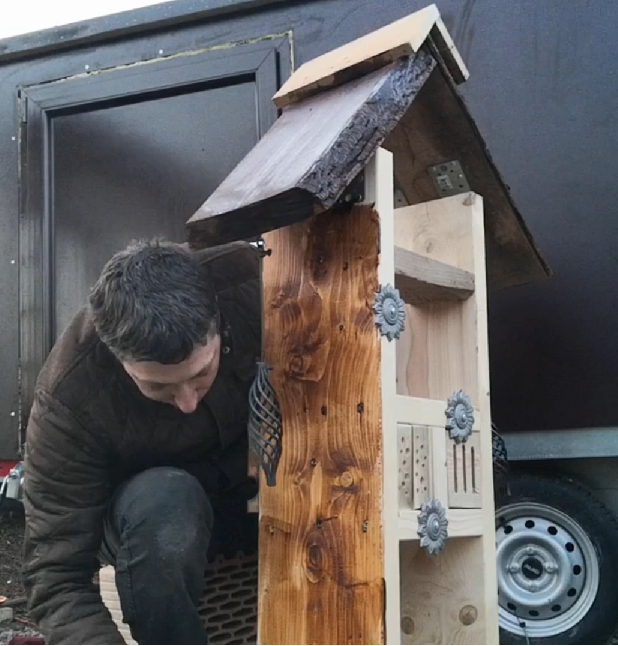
[23,242,261,645]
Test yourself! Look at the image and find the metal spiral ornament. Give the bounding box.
[248,362,282,487]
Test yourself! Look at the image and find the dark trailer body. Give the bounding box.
[1,1,617,643]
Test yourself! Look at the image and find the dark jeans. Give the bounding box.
[101,467,213,645]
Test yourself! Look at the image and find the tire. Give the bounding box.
[495,472,618,645]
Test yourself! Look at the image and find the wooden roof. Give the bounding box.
[187,6,550,292]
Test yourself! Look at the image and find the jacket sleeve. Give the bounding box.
[23,389,125,645]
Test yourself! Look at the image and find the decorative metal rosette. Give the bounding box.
[248,362,282,487]
[445,390,474,444]
[418,499,448,555]
[373,283,406,341]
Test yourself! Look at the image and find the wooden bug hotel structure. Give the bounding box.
[186,5,549,644]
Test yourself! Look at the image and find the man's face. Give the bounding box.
[123,334,221,413]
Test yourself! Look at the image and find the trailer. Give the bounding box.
[1,1,618,644]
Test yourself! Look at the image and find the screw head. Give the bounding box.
[508,563,521,574]
[545,563,558,574]
[525,547,535,556]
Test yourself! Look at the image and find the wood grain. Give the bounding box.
[187,53,435,248]
[258,205,384,645]
[395,245,475,302]
[399,539,487,644]
[383,67,550,292]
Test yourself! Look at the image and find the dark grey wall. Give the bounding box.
[0,0,616,459]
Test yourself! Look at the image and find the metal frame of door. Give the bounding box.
[18,36,291,427]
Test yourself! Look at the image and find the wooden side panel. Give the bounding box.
[470,195,500,645]
[400,540,486,644]
[394,194,498,643]
[367,149,401,646]
[258,205,384,645]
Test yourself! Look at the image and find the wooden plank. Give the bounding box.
[395,200,474,272]
[429,17,470,85]
[395,245,475,302]
[258,205,384,645]
[187,52,435,248]
[272,5,440,109]
[365,150,400,646]
[398,509,483,540]
[447,431,483,509]
[469,194,500,644]
[396,302,477,402]
[399,539,487,644]
[395,395,480,432]
[383,67,550,291]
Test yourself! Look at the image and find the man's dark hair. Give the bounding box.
[89,239,219,364]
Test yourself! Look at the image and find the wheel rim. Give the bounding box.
[496,502,599,639]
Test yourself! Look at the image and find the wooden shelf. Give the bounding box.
[398,508,484,541]
[395,245,475,302]
[395,395,480,431]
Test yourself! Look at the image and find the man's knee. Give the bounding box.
[111,467,213,558]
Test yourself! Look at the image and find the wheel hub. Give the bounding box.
[496,502,599,639]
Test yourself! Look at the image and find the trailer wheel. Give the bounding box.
[495,472,618,644]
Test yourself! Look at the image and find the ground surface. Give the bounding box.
[0,507,42,644]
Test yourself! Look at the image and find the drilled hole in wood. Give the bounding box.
[453,444,458,493]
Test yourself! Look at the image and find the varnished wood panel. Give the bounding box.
[258,205,384,645]
[187,53,435,248]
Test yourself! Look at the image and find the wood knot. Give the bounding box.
[306,543,324,583]
[339,471,354,487]
[310,458,317,468]
[401,615,415,635]
[321,405,327,416]
[459,605,478,626]
[357,402,364,414]
[288,354,305,376]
